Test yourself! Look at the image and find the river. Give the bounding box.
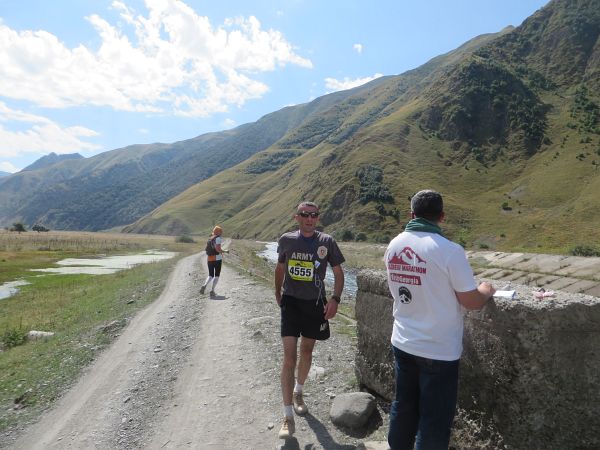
[256,242,358,297]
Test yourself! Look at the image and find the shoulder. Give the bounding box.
[278,231,298,246]
[279,231,298,241]
[316,231,335,243]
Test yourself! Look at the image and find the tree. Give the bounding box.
[32,224,49,232]
[11,223,26,233]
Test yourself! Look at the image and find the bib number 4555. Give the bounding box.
[288,260,314,281]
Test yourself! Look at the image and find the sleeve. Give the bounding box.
[447,244,477,293]
[327,238,346,267]
[277,236,286,263]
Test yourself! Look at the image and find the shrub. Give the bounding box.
[355,232,367,242]
[339,229,355,241]
[1,327,27,350]
[175,235,195,243]
[32,224,49,232]
[356,165,394,204]
[570,245,600,257]
[374,233,392,244]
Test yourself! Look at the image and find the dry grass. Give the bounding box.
[0,230,180,253]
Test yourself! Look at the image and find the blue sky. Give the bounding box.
[0,0,549,173]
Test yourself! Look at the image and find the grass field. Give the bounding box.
[0,230,199,432]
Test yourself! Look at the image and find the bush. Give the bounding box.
[356,165,394,204]
[1,328,27,350]
[339,229,355,241]
[570,245,600,257]
[32,224,49,232]
[175,235,195,243]
[355,232,367,242]
[374,233,392,244]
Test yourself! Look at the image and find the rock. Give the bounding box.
[330,392,376,429]
[27,330,55,340]
[308,365,325,381]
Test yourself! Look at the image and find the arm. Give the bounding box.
[324,264,344,320]
[275,262,286,306]
[455,281,495,310]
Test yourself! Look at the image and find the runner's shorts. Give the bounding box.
[280,295,330,340]
[207,260,222,277]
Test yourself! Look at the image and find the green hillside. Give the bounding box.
[0,81,380,231]
[126,0,600,254]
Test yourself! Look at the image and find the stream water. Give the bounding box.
[256,241,358,297]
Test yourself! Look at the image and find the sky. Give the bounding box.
[0,0,550,173]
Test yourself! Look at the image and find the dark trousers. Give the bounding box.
[388,346,459,450]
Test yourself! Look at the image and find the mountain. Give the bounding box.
[22,153,84,172]
[0,172,10,178]
[0,82,381,231]
[126,0,600,253]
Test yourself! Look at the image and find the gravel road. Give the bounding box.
[9,252,383,450]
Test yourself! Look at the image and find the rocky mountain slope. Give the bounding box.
[126,0,600,253]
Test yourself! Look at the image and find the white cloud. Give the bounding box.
[0,161,18,173]
[222,118,236,128]
[0,1,312,117]
[0,102,101,158]
[324,73,384,93]
[353,43,363,54]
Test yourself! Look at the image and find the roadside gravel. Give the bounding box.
[7,252,388,449]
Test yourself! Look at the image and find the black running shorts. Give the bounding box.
[207,260,222,277]
[280,294,330,340]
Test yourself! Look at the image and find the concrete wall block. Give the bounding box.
[461,298,600,449]
[355,269,600,449]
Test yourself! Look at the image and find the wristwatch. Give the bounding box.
[331,295,341,303]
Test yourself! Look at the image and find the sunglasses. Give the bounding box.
[298,211,320,218]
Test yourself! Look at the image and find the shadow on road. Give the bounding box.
[209,293,227,300]
[303,414,357,450]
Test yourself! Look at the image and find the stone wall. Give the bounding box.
[355,270,600,450]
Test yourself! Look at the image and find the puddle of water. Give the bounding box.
[1,250,177,300]
[31,250,177,275]
[0,280,31,300]
[257,242,357,296]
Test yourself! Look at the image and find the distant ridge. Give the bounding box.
[0,171,10,178]
[22,153,84,172]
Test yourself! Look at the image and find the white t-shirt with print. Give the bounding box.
[385,231,476,361]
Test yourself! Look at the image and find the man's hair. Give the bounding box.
[296,201,319,212]
[410,190,443,221]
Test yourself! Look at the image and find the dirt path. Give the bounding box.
[11,252,374,450]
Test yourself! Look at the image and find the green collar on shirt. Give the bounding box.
[403,218,444,236]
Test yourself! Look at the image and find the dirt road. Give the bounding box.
[11,252,372,449]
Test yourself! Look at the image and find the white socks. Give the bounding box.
[294,382,303,394]
[211,276,219,291]
[283,405,294,418]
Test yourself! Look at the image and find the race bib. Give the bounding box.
[288,260,314,281]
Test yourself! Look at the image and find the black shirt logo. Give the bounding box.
[398,286,412,304]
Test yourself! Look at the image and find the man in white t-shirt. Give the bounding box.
[384,190,495,450]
